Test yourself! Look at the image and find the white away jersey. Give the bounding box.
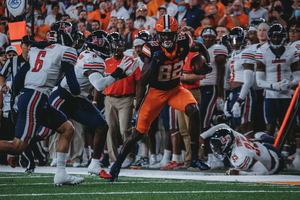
[230,132,278,173]
[200,44,228,86]
[229,48,256,83]
[288,40,300,54]
[25,44,77,97]
[60,50,106,98]
[255,44,299,99]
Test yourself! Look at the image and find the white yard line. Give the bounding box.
[0,166,300,183]
[0,190,299,197]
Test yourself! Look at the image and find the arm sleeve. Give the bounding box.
[88,72,116,92]
[200,123,231,139]
[256,71,272,89]
[214,45,228,57]
[239,69,254,100]
[61,61,81,95]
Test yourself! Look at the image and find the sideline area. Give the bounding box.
[1,166,299,185]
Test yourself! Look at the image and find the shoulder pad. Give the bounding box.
[177,33,187,41]
[148,41,159,47]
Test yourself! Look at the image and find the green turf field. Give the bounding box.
[0,172,299,200]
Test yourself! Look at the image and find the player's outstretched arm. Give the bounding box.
[62,61,81,95]
[237,160,269,175]
[200,123,231,140]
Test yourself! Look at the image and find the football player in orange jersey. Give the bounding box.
[108,15,212,182]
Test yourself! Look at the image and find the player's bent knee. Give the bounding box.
[185,103,200,120]
[57,121,75,137]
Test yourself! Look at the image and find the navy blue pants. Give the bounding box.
[38,87,106,139]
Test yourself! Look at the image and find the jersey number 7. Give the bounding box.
[32,51,46,72]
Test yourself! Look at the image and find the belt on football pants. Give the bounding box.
[108,94,134,98]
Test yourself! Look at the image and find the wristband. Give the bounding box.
[92,101,97,104]
[110,68,123,78]
[224,14,227,17]
[183,74,187,81]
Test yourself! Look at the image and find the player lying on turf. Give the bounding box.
[108,14,213,182]
[200,123,285,175]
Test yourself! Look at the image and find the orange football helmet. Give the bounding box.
[155,14,179,48]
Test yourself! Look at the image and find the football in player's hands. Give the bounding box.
[191,55,212,75]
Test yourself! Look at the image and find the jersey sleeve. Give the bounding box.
[187,33,194,49]
[0,58,11,78]
[231,151,253,170]
[255,47,264,64]
[213,45,228,57]
[61,47,78,66]
[82,52,106,74]
[292,49,300,63]
[241,49,256,64]
[142,42,152,59]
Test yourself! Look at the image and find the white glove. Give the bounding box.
[231,101,243,118]
[117,56,133,71]
[125,58,139,76]
[272,79,290,91]
[216,98,225,111]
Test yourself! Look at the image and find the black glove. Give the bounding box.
[194,62,212,75]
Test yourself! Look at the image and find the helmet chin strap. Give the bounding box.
[61,35,65,46]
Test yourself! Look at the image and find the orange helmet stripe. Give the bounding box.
[155,14,178,33]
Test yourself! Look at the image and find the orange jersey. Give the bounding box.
[224,13,249,29]
[100,8,114,31]
[34,24,50,41]
[87,10,101,23]
[204,2,225,17]
[182,52,200,90]
[104,56,141,95]
[147,0,165,17]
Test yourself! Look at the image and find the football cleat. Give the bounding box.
[190,158,211,171]
[87,164,101,175]
[50,158,57,167]
[19,153,29,168]
[100,170,112,179]
[121,158,133,168]
[107,162,121,182]
[131,157,149,168]
[25,168,34,173]
[161,161,184,170]
[54,173,84,186]
[7,156,18,168]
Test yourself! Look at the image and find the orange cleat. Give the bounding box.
[161,161,184,170]
[99,170,112,179]
[7,156,18,168]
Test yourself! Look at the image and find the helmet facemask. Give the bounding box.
[157,31,178,48]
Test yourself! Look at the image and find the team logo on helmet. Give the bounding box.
[220,135,232,144]
[92,37,105,47]
[59,23,72,34]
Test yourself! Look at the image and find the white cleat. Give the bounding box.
[121,158,133,168]
[54,173,84,186]
[50,158,57,167]
[149,162,161,169]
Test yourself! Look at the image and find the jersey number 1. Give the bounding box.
[32,51,46,72]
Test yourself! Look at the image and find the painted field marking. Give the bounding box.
[1,190,300,197]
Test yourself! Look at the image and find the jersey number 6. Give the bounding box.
[32,51,46,72]
[158,60,184,82]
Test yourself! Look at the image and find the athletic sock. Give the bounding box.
[172,154,180,163]
[57,152,67,173]
[190,142,199,160]
[90,158,100,167]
